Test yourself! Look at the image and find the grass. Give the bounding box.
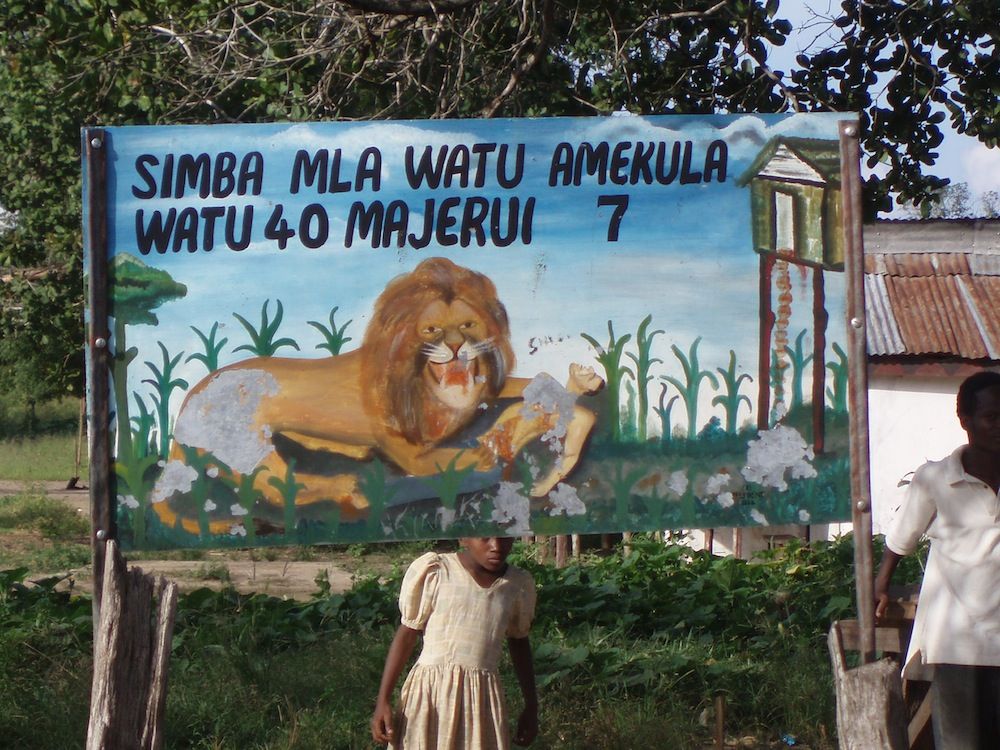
[0,535,928,750]
[0,489,91,572]
[0,394,87,482]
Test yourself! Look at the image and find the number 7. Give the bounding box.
[597,195,629,241]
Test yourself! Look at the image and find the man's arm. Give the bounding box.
[874,548,903,620]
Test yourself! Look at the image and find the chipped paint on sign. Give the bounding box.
[741,425,817,492]
[172,369,280,474]
[151,461,198,504]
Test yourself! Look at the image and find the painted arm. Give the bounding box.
[372,625,421,745]
[530,405,595,496]
[508,636,539,746]
[498,364,604,398]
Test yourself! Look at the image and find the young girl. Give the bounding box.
[371,537,539,749]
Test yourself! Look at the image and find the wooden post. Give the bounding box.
[757,252,776,430]
[713,693,726,750]
[536,535,549,562]
[840,120,876,663]
[828,621,908,749]
[571,534,581,558]
[84,128,114,626]
[87,540,179,750]
[812,266,828,454]
[554,535,568,568]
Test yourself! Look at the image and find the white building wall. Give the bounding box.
[866,372,967,534]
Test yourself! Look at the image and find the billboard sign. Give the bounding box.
[83,113,857,550]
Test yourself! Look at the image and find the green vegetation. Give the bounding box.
[142,342,188,459]
[0,395,86,482]
[713,349,754,435]
[0,489,90,571]
[624,315,663,443]
[0,535,928,749]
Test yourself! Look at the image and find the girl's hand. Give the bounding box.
[513,705,538,746]
[371,699,396,745]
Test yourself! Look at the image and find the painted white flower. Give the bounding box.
[716,492,735,509]
[741,425,817,491]
[750,509,768,525]
[666,470,688,498]
[547,483,586,516]
[491,482,532,534]
[230,503,249,517]
[206,466,220,479]
[150,460,198,504]
[704,472,730,496]
[204,499,217,512]
[118,494,140,510]
[229,524,247,537]
[437,507,456,531]
[798,509,811,523]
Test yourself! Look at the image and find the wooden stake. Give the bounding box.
[554,535,568,568]
[87,540,178,750]
[714,694,726,749]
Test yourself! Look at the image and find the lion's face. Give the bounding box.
[416,298,493,410]
[360,257,515,444]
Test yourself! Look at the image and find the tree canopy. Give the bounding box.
[1,0,999,401]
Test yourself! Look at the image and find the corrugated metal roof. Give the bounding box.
[864,221,1000,361]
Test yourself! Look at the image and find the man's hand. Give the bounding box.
[873,548,903,622]
[875,581,889,622]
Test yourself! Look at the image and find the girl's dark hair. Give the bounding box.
[957,371,1000,417]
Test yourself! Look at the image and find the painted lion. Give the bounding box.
[152,257,602,535]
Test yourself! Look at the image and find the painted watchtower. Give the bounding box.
[737,137,844,453]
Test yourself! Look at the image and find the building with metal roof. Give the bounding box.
[864,218,1000,534]
[865,219,1000,363]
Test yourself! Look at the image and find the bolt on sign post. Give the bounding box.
[83,114,869,588]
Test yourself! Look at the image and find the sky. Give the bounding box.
[775,0,1000,211]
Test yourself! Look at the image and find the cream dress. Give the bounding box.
[391,551,536,750]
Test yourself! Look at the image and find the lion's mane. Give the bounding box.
[360,257,516,444]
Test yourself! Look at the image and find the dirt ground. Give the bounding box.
[0,479,368,599]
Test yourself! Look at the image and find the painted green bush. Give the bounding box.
[233,299,300,356]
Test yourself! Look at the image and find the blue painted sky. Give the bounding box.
[91,112,851,435]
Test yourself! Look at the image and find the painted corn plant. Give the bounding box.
[625,315,664,443]
[581,321,632,444]
[661,338,719,440]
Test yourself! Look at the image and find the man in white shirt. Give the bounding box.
[874,370,1000,750]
